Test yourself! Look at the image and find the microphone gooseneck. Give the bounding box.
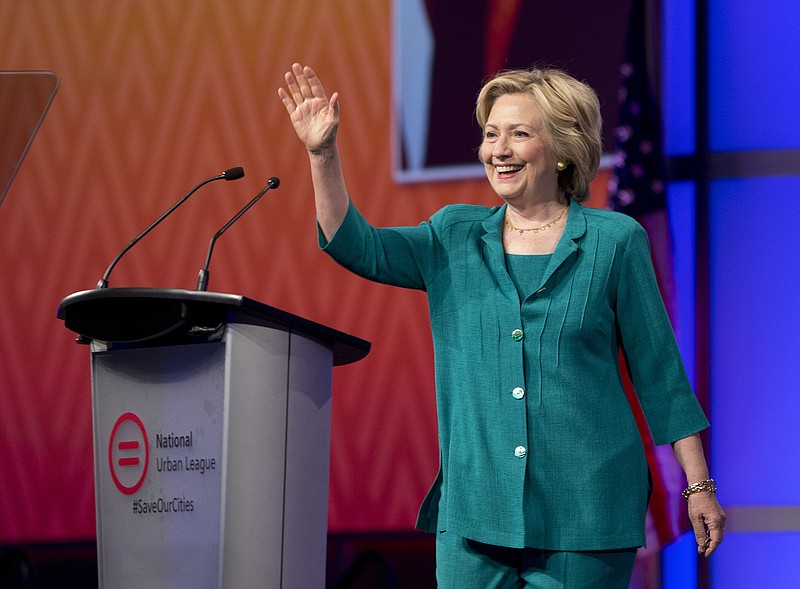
[95,167,245,289]
[196,176,280,292]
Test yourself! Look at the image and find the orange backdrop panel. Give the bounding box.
[0,0,609,541]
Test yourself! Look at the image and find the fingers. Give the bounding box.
[292,63,313,99]
[689,495,726,557]
[702,518,725,557]
[277,87,295,115]
[690,516,708,553]
[279,65,303,109]
[278,63,327,108]
[701,535,722,557]
[699,525,723,557]
[303,65,329,101]
[329,91,340,116]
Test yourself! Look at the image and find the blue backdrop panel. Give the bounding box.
[662,531,698,589]
[666,181,697,385]
[661,0,698,581]
[709,177,800,506]
[662,0,695,156]
[711,532,800,586]
[709,0,800,151]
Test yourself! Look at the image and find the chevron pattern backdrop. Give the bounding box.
[0,0,609,542]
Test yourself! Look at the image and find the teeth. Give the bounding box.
[496,165,522,173]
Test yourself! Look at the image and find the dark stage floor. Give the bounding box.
[1,532,436,589]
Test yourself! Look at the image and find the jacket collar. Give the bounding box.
[480,199,587,290]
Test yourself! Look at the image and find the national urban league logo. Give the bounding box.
[108,412,149,495]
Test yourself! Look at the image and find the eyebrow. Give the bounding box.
[483,122,536,131]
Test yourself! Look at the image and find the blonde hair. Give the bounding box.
[476,67,602,201]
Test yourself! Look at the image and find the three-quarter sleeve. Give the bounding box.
[615,222,709,445]
[318,199,449,291]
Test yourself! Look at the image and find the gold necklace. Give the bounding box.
[505,206,568,234]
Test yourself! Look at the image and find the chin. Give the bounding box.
[493,188,523,202]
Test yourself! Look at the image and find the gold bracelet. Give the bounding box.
[682,478,717,501]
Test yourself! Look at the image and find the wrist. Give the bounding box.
[682,478,717,501]
[308,143,338,158]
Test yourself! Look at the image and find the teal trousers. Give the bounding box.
[435,532,637,589]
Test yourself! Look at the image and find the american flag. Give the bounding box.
[608,0,690,556]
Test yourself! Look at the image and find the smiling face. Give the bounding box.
[480,93,561,205]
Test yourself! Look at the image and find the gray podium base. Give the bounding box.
[92,322,332,588]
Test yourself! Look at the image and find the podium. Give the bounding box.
[57,288,370,588]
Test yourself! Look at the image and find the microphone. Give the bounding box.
[196,176,280,292]
[96,167,245,289]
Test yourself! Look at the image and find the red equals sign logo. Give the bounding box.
[109,412,149,495]
[117,440,141,467]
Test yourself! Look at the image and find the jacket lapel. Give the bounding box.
[541,200,587,288]
[480,205,517,301]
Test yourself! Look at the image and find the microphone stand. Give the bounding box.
[96,167,244,289]
[196,176,280,292]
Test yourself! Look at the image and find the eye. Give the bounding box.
[513,130,530,138]
[483,130,498,140]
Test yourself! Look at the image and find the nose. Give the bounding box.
[492,134,512,159]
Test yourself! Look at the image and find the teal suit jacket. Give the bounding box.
[320,198,708,550]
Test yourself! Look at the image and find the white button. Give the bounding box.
[514,446,527,459]
[511,329,523,342]
[512,387,525,400]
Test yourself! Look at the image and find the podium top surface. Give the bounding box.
[57,288,370,366]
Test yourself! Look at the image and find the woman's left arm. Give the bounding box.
[672,433,727,557]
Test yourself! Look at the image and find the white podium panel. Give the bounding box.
[91,323,332,588]
[93,342,226,588]
[219,323,332,589]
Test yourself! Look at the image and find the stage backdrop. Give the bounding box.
[0,0,612,542]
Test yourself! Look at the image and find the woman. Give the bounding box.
[278,63,725,588]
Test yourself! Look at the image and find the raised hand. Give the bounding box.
[278,63,340,153]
